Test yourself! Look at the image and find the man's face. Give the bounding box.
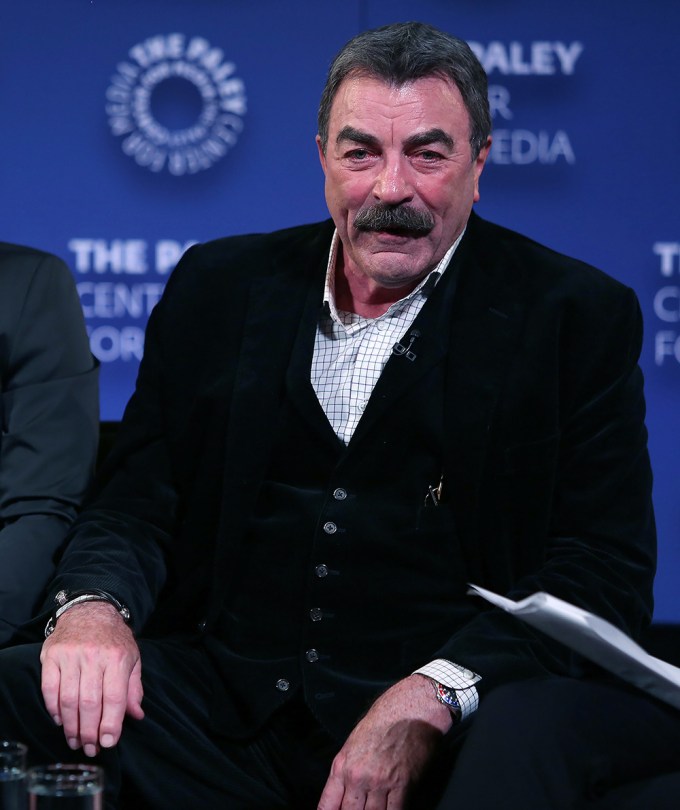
[317,74,490,293]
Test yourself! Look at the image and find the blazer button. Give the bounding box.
[276,678,290,692]
[332,488,347,501]
[309,607,323,622]
[306,649,319,663]
[323,522,337,535]
[315,564,329,578]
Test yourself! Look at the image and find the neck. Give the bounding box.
[334,262,422,318]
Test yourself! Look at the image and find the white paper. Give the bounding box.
[468,583,680,711]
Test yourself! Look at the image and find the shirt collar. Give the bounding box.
[323,227,466,323]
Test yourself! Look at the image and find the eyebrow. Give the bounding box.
[405,128,454,151]
[336,126,380,149]
[335,125,454,151]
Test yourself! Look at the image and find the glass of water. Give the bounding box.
[26,764,103,810]
[0,740,27,810]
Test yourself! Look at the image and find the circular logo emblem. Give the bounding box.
[106,34,246,176]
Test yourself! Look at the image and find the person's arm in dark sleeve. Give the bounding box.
[0,247,99,642]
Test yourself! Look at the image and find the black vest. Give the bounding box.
[205,265,477,741]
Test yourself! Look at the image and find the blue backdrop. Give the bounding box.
[2,1,678,619]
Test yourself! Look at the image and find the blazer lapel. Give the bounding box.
[285,285,345,452]
[209,223,333,612]
[346,266,457,451]
[441,217,528,572]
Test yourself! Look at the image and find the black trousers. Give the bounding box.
[4,640,678,809]
[0,638,344,808]
[442,677,680,809]
[0,639,463,809]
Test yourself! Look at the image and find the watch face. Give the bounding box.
[436,682,461,713]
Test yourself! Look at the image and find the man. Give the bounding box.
[0,243,98,645]
[0,22,655,809]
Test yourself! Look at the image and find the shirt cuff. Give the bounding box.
[413,658,481,720]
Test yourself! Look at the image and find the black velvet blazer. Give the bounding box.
[47,213,656,706]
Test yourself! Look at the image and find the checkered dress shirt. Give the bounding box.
[310,229,480,719]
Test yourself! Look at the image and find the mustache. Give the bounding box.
[353,204,434,235]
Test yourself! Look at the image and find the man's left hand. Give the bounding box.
[317,674,453,810]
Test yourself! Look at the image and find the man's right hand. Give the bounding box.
[40,601,144,757]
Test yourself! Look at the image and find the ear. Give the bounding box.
[316,134,328,175]
[473,136,492,203]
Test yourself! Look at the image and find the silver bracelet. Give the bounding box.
[44,590,131,638]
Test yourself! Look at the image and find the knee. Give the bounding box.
[469,677,591,750]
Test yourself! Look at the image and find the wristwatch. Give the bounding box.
[434,681,462,721]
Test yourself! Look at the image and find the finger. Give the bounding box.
[317,772,346,810]
[55,661,85,751]
[340,787,368,810]
[40,657,63,726]
[98,658,134,749]
[364,792,388,810]
[125,659,145,721]
[76,663,105,757]
[385,787,407,810]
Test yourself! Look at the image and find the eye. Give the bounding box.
[345,148,372,160]
[415,149,444,162]
[340,147,379,168]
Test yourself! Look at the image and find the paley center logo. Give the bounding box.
[468,39,584,165]
[106,33,246,176]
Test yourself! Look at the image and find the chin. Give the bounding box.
[370,261,430,288]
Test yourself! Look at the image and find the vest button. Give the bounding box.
[332,488,347,501]
[306,649,319,663]
[309,607,323,622]
[315,564,329,578]
[276,678,290,692]
[323,521,337,535]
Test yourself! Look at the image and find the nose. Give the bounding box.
[372,156,414,206]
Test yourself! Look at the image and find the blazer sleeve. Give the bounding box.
[438,276,655,696]
[0,248,99,641]
[37,244,214,634]
[35,225,325,637]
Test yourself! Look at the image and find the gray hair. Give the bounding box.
[317,21,491,159]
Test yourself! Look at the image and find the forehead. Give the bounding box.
[328,74,471,139]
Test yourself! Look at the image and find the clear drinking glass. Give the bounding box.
[26,764,103,810]
[0,740,27,810]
